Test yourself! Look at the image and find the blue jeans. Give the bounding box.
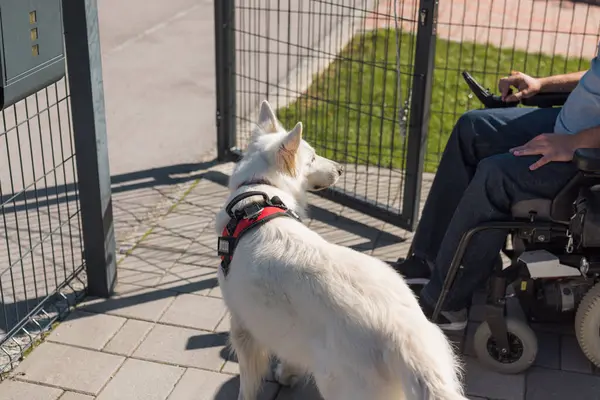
[415,107,578,311]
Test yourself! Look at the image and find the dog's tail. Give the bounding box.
[384,324,468,400]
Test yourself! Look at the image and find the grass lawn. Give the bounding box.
[276,29,588,173]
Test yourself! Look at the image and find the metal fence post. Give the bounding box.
[62,0,116,297]
[214,0,237,161]
[402,0,439,231]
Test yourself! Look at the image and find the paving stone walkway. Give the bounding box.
[2,161,600,400]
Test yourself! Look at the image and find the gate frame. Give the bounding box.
[63,0,116,297]
[403,0,439,230]
[214,0,438,232]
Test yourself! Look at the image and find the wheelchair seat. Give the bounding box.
[511,199,552,220]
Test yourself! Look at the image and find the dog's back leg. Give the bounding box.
[229,314,270,400]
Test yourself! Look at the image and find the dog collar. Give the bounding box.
[218,191,301,277]
[236,178,272,189]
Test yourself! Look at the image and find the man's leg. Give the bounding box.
[395,107,562,280]
[419,153,578,329]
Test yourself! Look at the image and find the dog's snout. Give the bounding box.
[337,164,344,176]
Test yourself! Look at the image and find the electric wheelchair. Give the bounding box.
[430,71,600,374]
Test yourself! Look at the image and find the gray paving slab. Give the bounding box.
[221,361,239,376]
[167,368,279,400]
[156,264,218,296]
[463,357,525,400]
[58,393,95,400]
[116,267,163,288]
[80,283,177,322]
[118,245,184,275]
[209,285,223,299]
[47,311,127,350]
[526,367,600,399]
[216,313,230,333]
[175,240,221,270]
[159,294,227,331]
[133,323,227,371]
[0,380,63,400]
[14,342,125,395]
[102,319,155,356]
[96,358,185,400]
[560,335,593,374]
[532,331,560,370]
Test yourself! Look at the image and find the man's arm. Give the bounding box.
[574,125,600,149]
[538,71,587,93]
[499,70,587,101]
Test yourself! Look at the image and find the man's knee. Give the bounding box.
[450,109,499,148]
[471,154,515,209]
[452,109,494,136]
[473,154,515,182]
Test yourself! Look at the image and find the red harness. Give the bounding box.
[218,191,301,276]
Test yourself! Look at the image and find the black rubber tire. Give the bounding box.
[473,318,538,374]
[575,281,600,368]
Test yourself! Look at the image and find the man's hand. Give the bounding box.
[498,71,543,102]
[510,134,580,170]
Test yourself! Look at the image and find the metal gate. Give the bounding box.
[215,0,600,231]
[0,0,116,375]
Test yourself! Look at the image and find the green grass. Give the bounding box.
[276,29,588,173]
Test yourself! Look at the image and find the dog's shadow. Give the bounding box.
[212,371,324,400]
[213,375,243,400]
[186,332,324,399]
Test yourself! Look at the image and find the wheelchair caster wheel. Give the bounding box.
[575,282,600,368]
[473,318,537,374]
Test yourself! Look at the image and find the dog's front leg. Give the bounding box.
[229,315,270,400]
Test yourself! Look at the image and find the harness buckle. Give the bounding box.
[217,236,236,257]
[242,203,264,219]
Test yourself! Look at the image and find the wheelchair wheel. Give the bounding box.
[473,318,538,374]
[575,282,600,368]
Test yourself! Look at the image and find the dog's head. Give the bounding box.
[229,100,343,198]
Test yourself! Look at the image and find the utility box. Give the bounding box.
[0,0,65,109]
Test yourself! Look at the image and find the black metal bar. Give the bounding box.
[431,221,559,322]
[401,0,439,231]
[215,0,237,161]
[62,0,116,298]
[485,275,510,352]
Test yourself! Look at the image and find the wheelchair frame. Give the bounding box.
[429,71,600,372]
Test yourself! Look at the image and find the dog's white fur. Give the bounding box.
[215,101,466,400]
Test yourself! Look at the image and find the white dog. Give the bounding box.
[215,100,466,400]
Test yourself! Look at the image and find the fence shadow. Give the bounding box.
[0,160,220,215]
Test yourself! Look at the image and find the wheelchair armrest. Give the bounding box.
[521,92,570,108]
[574,148,600,173]
[462,70,571,109]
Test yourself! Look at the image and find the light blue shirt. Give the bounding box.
[554,43,600,134]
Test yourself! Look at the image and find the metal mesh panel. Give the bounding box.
[232,0,417,223]
[223,0,600,227]
[0,78,86,375]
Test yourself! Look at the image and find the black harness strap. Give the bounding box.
[218,191,301,277]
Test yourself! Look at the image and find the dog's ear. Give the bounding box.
[277,122,302,176]
[258,100,279,133]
